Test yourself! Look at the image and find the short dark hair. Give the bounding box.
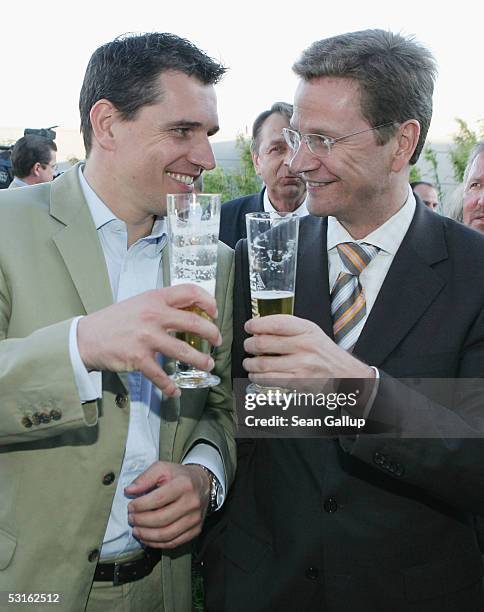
[79,32,227,156]
[410,180,436,190]
[251,102,293,153]
[11,135,57,178]
[293,30,437,164]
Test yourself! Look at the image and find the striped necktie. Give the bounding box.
[330,242,379,351]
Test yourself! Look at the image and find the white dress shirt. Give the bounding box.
[263,189,309,217]
[327,187,416,317]
[69,166,226,559]
[327,187,416,414]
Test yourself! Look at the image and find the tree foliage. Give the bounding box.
[417,118,482,208]
[423,144,444,204]
[409,165,422,183]
[449,118,481,182]
[203,134,261,202]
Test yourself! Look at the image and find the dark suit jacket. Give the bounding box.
[219,189,264,249]
[202,201,484,612]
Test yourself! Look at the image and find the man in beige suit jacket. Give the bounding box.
[0,33,235,612]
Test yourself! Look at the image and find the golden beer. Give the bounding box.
[176,305,211,356]
[251,290,295,317]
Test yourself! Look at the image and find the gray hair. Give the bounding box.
[443,142,484,223]
[251,102,293,153]
[463,141,484,187]
[292,29,437,164]
[444,184,464,223]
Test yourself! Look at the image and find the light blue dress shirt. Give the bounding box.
[68,166,226,559]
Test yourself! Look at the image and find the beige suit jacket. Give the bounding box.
[0,164,235,612]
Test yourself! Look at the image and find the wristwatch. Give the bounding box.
[197,465,221,515]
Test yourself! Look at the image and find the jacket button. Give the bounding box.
[102,472,115,486]
[373,452,385,465]
[32,413,41,426]
[305,567,319,580]
[323,497,338,513]
[50,409,62,421]
[40,412,51,424]
[21,416,33,428]
[115,394,128,409]
[88,549,100,563]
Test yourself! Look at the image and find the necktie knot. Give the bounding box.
[336,242,379,277]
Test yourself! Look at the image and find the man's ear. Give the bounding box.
[391,119,420,172]
[252,150,262,177]
[31,162,42,178]
[89,99,118,152]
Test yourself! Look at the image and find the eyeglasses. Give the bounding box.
[282,122,395,158]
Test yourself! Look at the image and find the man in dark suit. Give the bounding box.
[202,30,484,611]
[219,102,307,248]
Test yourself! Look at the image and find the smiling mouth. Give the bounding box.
[305,180,336,187]
[166,172,195,185]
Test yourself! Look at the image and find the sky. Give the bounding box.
[2,0,482,144]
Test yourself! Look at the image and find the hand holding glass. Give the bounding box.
[167,193,221,388]
[246,212,299,391]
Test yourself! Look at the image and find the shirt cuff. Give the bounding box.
[182,443,226,509]
[69,316,102,403]
[363,366,380,419]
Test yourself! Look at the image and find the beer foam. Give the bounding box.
[251,290,294,299]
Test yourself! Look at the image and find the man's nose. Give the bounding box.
[288,140,319,175]
[190,138,216,171]
[478,187,484,206]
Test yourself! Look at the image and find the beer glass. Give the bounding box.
[167,193,221,388]
[246,212,299,392]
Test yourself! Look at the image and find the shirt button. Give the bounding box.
[102,472,116,486]
[305,567,319,581]
[21,416,33,428]
[323,497,338,513]
[115,393,128,409]
[88,549,100,563]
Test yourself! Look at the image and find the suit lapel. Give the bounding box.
[50,164,113,314]
[353,203,448,366]
[295,216,334,338]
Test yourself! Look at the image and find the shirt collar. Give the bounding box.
[327,185,416,255]
[78,165,166,242]
[263,187,308,217]
[12,177,29,187]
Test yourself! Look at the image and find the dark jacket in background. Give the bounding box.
[219,189,264,249]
